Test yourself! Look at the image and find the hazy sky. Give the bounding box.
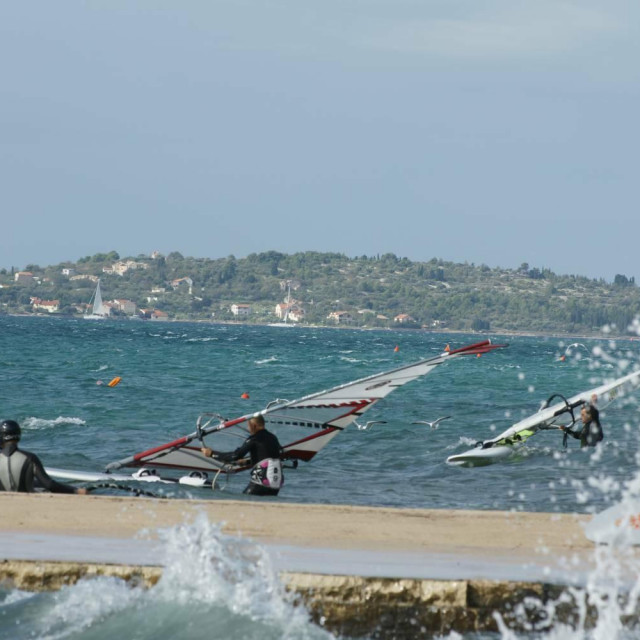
[2,1,638,281]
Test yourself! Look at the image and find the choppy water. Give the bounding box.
[2,315,640,639]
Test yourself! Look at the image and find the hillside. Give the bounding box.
[1,251,638,336]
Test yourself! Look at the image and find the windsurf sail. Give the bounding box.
[473,369,640,451]
[106,339,506,475]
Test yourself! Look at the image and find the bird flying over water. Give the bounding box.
[411,416,452,430]
[353,420,387,431]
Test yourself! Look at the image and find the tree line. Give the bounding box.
[1,251,638,336]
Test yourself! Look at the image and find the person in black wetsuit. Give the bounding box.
[201,414,283,496]
[0,420,87,494]
[560,403,603,448]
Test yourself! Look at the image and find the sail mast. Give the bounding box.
[93,279,103,315]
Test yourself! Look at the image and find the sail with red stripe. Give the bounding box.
[106,340,506,475]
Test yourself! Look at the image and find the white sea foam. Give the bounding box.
[22,416,86,430]
[150,513,333,638]
[5,514,333,640]
[0,589,33,606]
[30,577,145,640]
[496,465,640,638]
[255,356,278,364]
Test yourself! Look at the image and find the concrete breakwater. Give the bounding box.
[0,560,618,637]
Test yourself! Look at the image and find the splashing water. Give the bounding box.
[494,397,640,638]
[0,514,335,640]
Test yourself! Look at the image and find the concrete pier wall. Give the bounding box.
[0,559,587,637]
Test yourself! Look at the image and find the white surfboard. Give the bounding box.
[446,369,640,467]
[446,445,516,467]
[46,467,210,487]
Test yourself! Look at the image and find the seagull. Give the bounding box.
[353,420,387,431]
[411,416,452,430]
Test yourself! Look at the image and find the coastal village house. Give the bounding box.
[149,309,169,321]
[288,306,306,322]
[275,303,290,320]
[103,261,149,276]
[328,311,353,324]
[171,277,193,295]
[394,313,416,324]
[140,308,169,321]
[231,303,251,317]
[97,302,115,317]
[275,302,305,322]
[14,271,35,284]
[112,299,137,315]
[61,268,76,277]
[70,274,99,283]
[30,298,60,313]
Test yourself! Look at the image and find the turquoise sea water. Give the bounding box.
[2,315,640,639]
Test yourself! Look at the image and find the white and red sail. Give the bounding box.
[106,339,506,475]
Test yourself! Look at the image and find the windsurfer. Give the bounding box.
[201,414,284,496]
[560,403,603,448]
[0,420,87,494]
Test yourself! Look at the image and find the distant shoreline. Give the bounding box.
[5,311,638,342]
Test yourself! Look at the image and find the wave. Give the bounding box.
[22,416,87,430]
[255,356,278,365]
[0,514,333,640]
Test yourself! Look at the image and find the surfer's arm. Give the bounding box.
[30,454,85,494]
[559,425,581,439]
[202,438,253,463]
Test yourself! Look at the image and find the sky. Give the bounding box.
[1,1,639,281]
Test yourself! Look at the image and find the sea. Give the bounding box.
[2,315,640,640]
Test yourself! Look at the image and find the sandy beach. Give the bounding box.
[0,493,591,560]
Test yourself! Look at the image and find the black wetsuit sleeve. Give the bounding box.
[217,438,253,463]
[565,428,582,440]
[30,454,77,494]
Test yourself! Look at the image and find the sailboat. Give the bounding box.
[83,279,109,320]
[269,281,295,327]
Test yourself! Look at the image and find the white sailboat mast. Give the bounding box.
[284,281,291,323]
[93,280,104,315]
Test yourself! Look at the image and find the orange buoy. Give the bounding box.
[394,345,399,352]
[107,376,122,388]
[241,392,250,399]
[444,344,450,352]
[559,355,566,362]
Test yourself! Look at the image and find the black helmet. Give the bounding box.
[0,420,21,442]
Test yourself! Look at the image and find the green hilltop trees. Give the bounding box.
[0,251,639,336]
